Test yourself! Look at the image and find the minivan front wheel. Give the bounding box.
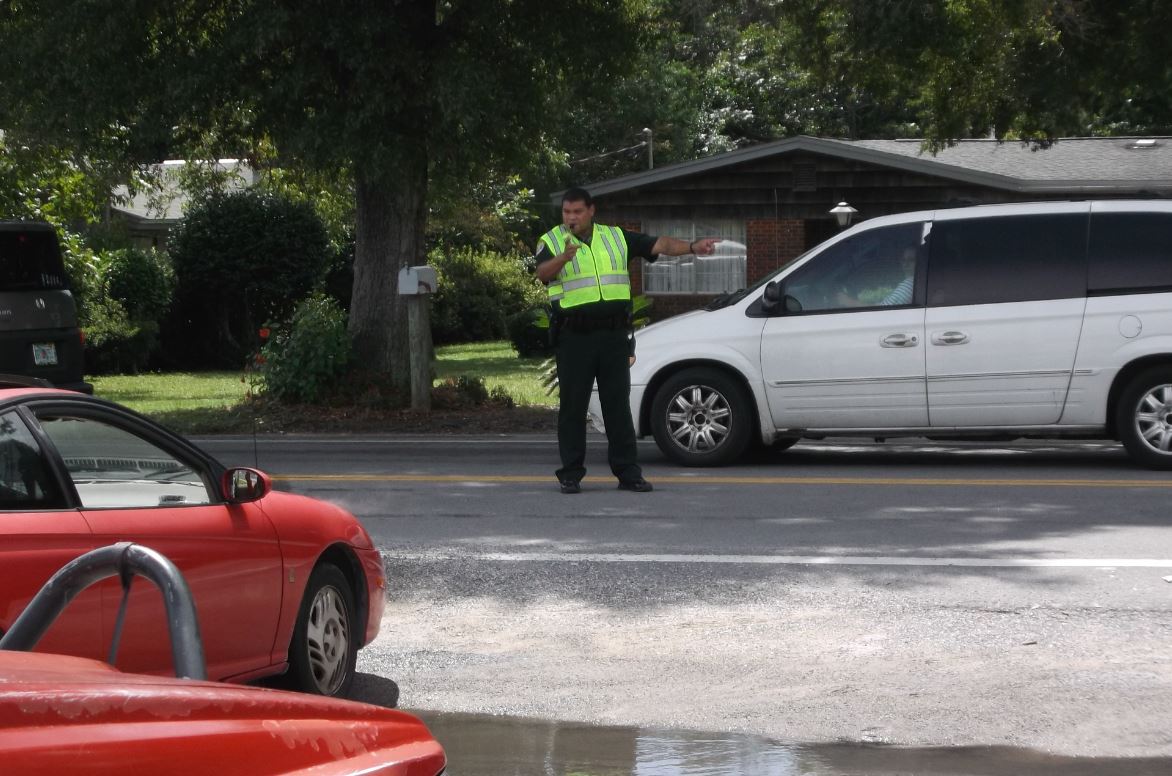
[651,367,753,466]
[1116,367,1172,470]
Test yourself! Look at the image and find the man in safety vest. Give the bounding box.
[535,187,719,494]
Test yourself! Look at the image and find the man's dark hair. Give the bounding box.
[561,187,594,207]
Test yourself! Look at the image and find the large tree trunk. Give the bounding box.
[348,155,429,398]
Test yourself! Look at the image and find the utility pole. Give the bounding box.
[398,266,438,411]
[643,127,653,170]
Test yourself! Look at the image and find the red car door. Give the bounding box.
[33,412,284,683]
[0,408,103,660]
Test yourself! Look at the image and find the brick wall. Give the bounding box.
[746,218,805,283]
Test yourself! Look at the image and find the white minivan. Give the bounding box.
[589,200,1172,469]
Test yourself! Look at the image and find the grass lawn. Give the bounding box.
[89,340,555,433]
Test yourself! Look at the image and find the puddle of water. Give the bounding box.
[411,710,1171,776]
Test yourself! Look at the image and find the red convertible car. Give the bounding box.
[1,542,444,775]
[0,385,385,697]
[1,653,446,775]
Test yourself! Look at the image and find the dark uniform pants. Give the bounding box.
[554,327,642,484]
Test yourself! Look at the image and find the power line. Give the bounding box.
[570,140,648,165]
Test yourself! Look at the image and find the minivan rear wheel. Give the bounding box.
[1116,366,1172,470]
[651,367,753,466]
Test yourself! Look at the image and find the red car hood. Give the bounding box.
[0,652,444,775]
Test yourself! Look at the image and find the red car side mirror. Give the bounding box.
[222,467,272,504]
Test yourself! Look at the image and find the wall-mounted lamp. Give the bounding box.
[829,201,858,228]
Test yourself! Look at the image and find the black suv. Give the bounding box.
[0,221,91,393]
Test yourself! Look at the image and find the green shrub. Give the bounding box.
[104,247,175,320]
[429,245,544,345]
[257,292,351,403]
[85,312,160,375]
[77,247,176,374]
[507,305,554,358]
[165,190,331,368]
[56,242,167,375]
[58,230,102,321]
[431,375,515,409]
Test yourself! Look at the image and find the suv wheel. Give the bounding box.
[1116,366,1172,470]
[651,367,753,466]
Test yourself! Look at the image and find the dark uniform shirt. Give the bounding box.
[535,228,658,319]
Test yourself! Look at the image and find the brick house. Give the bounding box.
[559,135,1172,320]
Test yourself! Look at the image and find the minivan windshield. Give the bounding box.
[705,245,817,311]
[0,230,69,291]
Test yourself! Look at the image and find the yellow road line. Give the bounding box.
[273,473,1172,488]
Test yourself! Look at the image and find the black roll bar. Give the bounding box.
[0,542,207,680]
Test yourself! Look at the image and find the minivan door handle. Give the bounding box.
[931,331,970,345]
[880,333,919,348]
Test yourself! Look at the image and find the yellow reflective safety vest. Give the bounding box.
[537,224,630,309]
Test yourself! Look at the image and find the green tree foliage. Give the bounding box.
[554,0,1172,186]
[771,0,1172,145]
[554,0,922,185]
[165,190,330,368]
[0,136,111,315]
[0,138,114,226]
[428,176,542,255]
[0,1,642,400]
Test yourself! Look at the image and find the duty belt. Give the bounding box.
[559,313,628,332]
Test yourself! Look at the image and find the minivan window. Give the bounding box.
[927,214,1087,307]
[1088,212,1172,294]
[780,223,924,313]
[0,229,68,291]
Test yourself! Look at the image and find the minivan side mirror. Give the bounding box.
[222,467,272,503]
[761,281,783,314]
[761,281,803,315]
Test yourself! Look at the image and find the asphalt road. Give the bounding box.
[199,432,1172,759]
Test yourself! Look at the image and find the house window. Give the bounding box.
[642,220,747,295]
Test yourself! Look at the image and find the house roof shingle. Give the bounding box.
[578,135,1172,200]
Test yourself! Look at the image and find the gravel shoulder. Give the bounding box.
[356,554,1172,758]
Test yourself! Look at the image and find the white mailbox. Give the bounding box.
[398,265,437,295]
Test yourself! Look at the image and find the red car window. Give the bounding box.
[0,410,64,509]
[37,416,212,508]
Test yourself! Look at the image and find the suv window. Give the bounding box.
[927,214,1087,307]
[782,223,925,313]
[1088,212,1172,294]
[0,228,68,291]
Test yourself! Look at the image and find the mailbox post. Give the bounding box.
[397,265,437,411]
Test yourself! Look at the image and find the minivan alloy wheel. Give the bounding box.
[667,384,732,453]
[650,367,753,466]
[1116,366,1172,470]
[1133,383,1172,454]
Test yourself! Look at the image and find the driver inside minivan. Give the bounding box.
[835,245,917,308]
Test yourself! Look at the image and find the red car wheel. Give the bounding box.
[286,563,357,697]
